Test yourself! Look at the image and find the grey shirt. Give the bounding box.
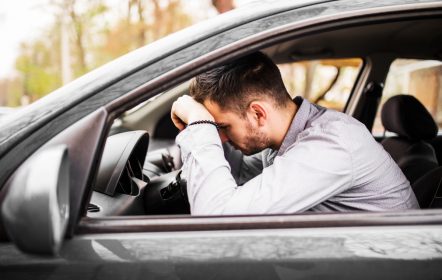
[176,97,419,215]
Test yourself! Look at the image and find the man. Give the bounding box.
[171,52,419,215]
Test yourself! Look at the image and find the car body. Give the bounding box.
[1,0,442,279]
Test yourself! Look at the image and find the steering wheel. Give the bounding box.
[143,168,190,214]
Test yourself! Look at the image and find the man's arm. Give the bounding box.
[222,142,264,185]
[171,94,264,186]
[171,94,353,215]
[176,124,353,215]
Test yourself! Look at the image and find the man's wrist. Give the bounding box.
[188,114,214,123]
[188,120,219,130]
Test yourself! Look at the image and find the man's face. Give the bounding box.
[203,100,270,155]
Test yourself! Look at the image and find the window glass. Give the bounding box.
[372,59,442,135]
[278,58,363,111]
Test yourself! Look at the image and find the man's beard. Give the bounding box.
[240,121,271,156]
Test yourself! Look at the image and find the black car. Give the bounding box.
[1,0,442,279]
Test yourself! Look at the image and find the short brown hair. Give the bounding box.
[189,52,291,115]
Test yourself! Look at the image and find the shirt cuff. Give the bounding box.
[176,124,222,160]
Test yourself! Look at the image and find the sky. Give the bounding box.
[0,0,251,80]
[0,0,54,78]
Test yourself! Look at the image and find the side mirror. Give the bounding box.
[1,145,70,255]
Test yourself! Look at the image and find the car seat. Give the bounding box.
[411,166,442,208]
[381,94,438,184]
[353,82,383,131]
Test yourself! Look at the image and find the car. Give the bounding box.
[0,107,16,120]
[1,0,442,279]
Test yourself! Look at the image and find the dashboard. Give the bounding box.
[88,131,189,217]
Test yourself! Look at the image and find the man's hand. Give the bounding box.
[171,95,215,130]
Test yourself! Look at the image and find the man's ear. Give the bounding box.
[248,101,267,126]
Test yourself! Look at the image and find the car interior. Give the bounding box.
[86,14,442,218]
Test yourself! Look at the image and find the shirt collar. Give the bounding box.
[277,96,317,156]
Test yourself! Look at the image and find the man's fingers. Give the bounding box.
[170,95,215,131]
[172,115,186,131]
[171,101,186,130]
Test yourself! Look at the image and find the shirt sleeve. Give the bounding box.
[176,124,353,215]
[176,124,236,214]
[222,143,264,185]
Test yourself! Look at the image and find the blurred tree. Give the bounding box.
[52,0,108,76]
[212,0,235,13]
[6,78,29,107]
[94,0,192,67]
[15,39,62,103]
[68,0,88,74]
[128,0,146,47]
[9,0,194,106]
[0,78,22,107]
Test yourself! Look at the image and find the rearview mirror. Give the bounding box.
[1,145,70,255]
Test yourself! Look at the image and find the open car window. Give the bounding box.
[86,16,442,219]
[372,58,442,136]
[279,58,363,111]
[90,57,365,218]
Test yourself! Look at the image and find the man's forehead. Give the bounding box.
[203,99,238,121]
[204,99,227,113]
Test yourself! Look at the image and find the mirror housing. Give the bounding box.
[1,145,70,255]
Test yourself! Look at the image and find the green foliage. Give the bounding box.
[15,38,62,102]
[7,0,197,107]
[6,79,24,107]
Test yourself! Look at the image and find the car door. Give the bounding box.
[1,1,442,279]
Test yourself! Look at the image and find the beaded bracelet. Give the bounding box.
[187,120,219,130]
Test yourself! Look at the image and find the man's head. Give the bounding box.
[189,52,294,155]
[190,52,290,115]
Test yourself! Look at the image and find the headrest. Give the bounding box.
[381,94,438,140]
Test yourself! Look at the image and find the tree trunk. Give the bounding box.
[136,0,146,46]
